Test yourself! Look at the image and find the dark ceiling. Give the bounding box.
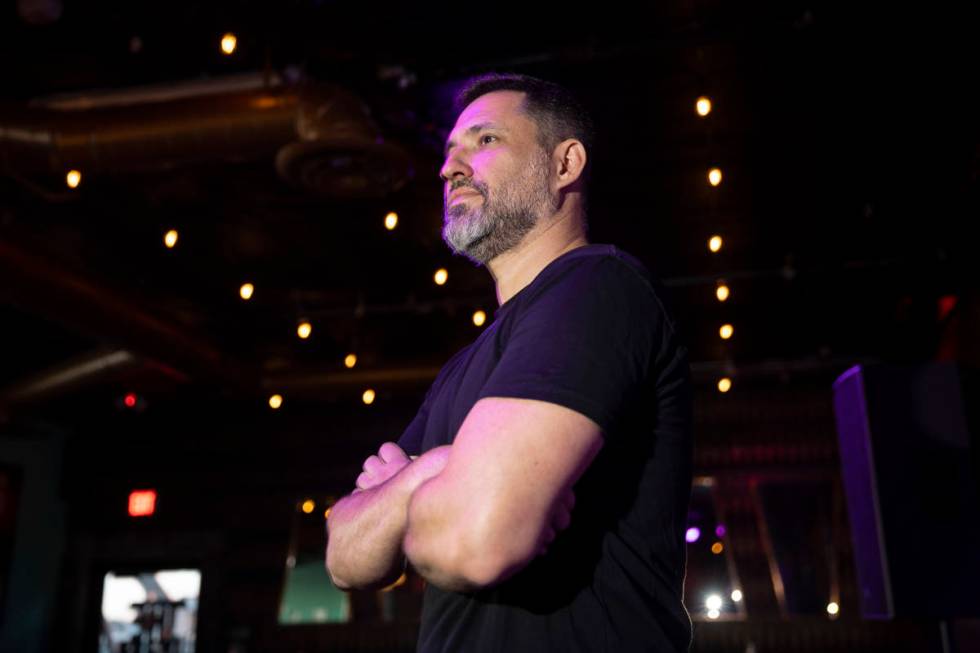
[0,1,976,430]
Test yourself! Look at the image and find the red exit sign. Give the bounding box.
[128,490,157,517]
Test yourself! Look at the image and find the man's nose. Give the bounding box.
[439,150,473,184]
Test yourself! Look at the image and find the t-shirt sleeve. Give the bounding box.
[476,256,678,436]
[395,400,428,457]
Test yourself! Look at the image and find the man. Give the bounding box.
[326,72,694,652]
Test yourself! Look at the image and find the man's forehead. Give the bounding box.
[445,90,530,145]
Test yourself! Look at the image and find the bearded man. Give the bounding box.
[327,72,694,653]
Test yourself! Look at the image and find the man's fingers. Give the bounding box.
[355,471,371,490]
[553,506,572,532]
[363,455,382,474]
[378,442,409,464]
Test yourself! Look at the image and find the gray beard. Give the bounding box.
[441,155,556,266]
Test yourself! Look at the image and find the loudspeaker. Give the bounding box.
[833,362,980,619]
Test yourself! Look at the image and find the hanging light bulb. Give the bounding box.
[220,33,237,55]
[708,168,723,187]
[362,389,376,405]
[66,169,82,189]
[164,229,179,249]
[718,377,732,393]
[384,212,398,230]
[297,321,312,339]
[344,353,357,369]
[472,310,486,327]
[708,235,723,253]
[269,394,283,409]
[696,96,712,117]
[239,283,254,300]
[433,268,448,286]
[716,282,730,302]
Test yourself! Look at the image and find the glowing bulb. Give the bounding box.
[240,283,254,300]
[220,33,237,55]
[731,589,743,602]
[716,283,730,302]
[344,353,357,369]
[384,212,398,230]
[696,96,712,117]
[718,377,732,393]
[297,321,312,339]
[472,310,486,327]
[685,527,701,543]
[124,393,137,408]
[362,388,376,405]
[268,394,283,409]
[708,168,723,187]
[827,601,840,615]
[719,324,734,340]
[434,268,448,286]
[707,608,720,619]
[323,507,331,519]
[708,235,723,253]
[65,169,81,189]
[301,499,315,514]
[711,541,724,554]
[164,229,178,249]
[705,594,723,611]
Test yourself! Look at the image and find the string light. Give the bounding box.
[344,353,357,369]
[827,602,840,616]
[731,589,743,602]
[472,310,486,327]
[301,499,315,514]
[220,33,237,55]
[705,594,723,611]
[362,389,376,405]
[239,283,254,300]
[696,96,712,117]
[384,212,398,230]
[164,229,178,249]
[268,394,283,409]
[323,507,331,519]
[297,321,312,339]
[711,541,724,554]
[708,168,723,187]
[66,169,81,189]
[708,235,723,253]
[719,324,734,340]
[716,282,730,302]
[718,377,732,393]
[433,268,448,286]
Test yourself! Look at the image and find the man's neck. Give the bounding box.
[486,212,590,307]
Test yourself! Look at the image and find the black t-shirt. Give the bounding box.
[397,243,694,652]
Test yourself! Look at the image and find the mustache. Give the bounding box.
[447,180,487,197]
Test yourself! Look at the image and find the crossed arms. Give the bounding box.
[325,395,604,593]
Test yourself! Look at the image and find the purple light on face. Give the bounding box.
[715,524,727,538]
[685,527,701,543]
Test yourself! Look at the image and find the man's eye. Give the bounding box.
[480,134,497,145]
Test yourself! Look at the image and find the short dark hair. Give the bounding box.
[453,72,595,212]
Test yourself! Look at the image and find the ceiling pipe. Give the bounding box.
[0,72,411,198]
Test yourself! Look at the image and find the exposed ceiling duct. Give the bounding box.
[0,72,412,198]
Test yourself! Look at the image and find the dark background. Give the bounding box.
[0,1,976,652]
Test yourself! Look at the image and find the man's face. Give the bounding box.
[440,90,558,265]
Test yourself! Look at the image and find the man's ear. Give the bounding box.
[553,139,587,191]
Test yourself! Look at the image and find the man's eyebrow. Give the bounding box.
[443,122,507,156]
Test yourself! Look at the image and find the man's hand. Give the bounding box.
[538,487,575,556]
[355,442,412,492]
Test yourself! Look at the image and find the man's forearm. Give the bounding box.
[403,474,512,593]
[326,446,449,590]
